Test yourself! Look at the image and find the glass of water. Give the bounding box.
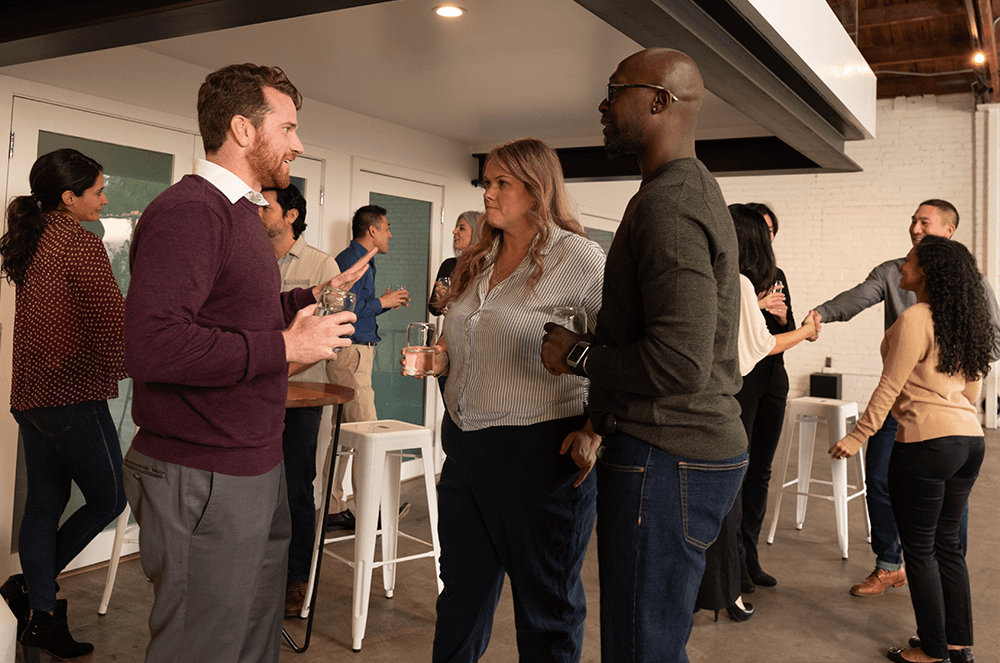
[403,322,437,377]
[315,287,356,354]
[550,305,587,334]
[315,287,356,316]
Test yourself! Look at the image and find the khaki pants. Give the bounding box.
[325,344,377,513]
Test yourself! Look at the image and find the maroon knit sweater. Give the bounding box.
[125,175,314,476]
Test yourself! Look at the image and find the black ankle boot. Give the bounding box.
[0,574,30,640]
[20,599,94,660]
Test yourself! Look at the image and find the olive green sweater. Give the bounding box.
[587,158,747,461]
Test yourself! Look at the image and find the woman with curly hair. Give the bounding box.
[831,235,992,663]
[429,138,605,662]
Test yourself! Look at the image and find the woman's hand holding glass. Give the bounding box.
[399,336,449,378]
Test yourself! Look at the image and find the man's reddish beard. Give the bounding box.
[248,132,290,189]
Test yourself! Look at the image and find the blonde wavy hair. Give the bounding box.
[441,138,585,306]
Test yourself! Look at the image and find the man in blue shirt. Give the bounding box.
[326,205,409,529]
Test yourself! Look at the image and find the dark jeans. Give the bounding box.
[433,414,595,663]
[282,405,323,583]
[737,358,788,575]
[13,400,127,612]
[867,413,969,569]
[888,436,984,660]
[866,412,904,568]
[597,431,747,663]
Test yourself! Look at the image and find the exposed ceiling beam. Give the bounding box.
[876,72,976,97]
[977,0,1000,101]
[858,0,964,28]
[863,40,968,66]
[0,0,387,67]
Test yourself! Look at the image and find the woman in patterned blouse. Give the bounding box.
[0,149,127,660]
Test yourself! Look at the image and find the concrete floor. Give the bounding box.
[31,426,1000,662]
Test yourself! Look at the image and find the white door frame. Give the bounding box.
[1,97,198,577]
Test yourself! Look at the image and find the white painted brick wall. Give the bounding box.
[717,93,985,412]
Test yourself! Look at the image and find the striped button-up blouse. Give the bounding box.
[443,225,605,432]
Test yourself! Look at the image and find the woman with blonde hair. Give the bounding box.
[429,138,605,662]
[429,210,481,316]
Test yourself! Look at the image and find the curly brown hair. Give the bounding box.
[914,235,993,381]
[197,63,302,154]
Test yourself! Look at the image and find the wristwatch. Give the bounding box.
[565,341,591,377]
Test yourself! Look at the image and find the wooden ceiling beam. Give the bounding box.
[858,0,964,27]
[977,0,1000,101]
[864,40,970,66]
[877,73,976,97]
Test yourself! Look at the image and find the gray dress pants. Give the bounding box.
[123,446,290,663]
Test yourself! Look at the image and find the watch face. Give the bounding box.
[567,343,588,366]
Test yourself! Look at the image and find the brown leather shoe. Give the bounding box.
[284,581,307,618]
[851,567,906,597]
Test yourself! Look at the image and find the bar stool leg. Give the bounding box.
[857,447,872,543]
[795,416,818,529]
[380,452,403,599]
[418,441,444,593]
[352,438,384,652]
[98,503,131,615]
[831,457,850,558]
[766,409,796,545]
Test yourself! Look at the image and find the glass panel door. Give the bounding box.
[351,167,443,480]
[2,97,196,572]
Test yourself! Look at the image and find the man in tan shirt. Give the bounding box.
[261,183,340,617]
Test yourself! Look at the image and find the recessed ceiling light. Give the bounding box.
[973,51,986,65]
[435,5,465,18]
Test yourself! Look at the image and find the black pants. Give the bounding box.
[433,414,595,663]
[737,358,788,576]
[889,436,984,660]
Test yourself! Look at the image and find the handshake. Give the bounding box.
[800,309,822,342]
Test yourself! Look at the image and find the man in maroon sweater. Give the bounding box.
[122,64,374,663]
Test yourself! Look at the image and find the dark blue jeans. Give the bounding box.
[433,414,595,663]
[867,412,969,569]
[597,431,747,663]
[13,400,126,611]
[282,406,323,584]
[888,436,983,660]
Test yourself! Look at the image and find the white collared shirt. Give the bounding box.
[192,158,267,207]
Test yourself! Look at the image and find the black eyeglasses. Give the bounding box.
[606,83,679,105]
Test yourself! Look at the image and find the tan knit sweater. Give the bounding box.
[842,303,982,454]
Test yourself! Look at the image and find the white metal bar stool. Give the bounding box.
[766,396,871,558]
[301,420,442,652]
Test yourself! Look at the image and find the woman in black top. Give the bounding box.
[739,202,793,589]
[429,211,481,315]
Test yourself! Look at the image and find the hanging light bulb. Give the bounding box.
[973,52,986,65]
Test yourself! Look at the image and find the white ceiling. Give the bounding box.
[126,0,769,151]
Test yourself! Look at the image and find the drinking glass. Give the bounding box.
[549,305,586,335]
[403,322,437,377]
[315,287,356,354]
[315,286,356,316]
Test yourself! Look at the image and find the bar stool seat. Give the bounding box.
[766,397,871,558]
[302,420,442,652]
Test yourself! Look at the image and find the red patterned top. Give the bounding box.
[10,212,127,410]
